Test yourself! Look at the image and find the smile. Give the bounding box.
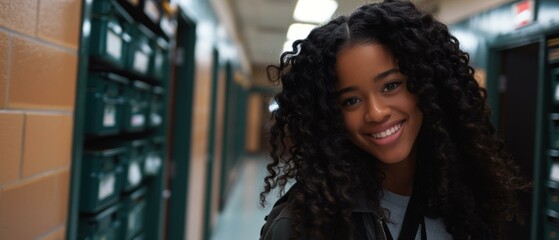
[369,121,404,139]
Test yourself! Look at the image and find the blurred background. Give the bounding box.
[0,0,558,239]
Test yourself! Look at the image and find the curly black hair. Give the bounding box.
[260,1,527,239]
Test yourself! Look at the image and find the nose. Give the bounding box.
[364,97,391,122]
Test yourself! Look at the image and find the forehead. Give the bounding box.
[336,43,398,86]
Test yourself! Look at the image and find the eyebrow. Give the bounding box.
[374,68,400,82]
[336,68,401,97]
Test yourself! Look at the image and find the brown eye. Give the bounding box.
[342,98,361,107]
[382,81,403,92]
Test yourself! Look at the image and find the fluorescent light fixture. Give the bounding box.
[287,23,316,40]
[282,40,304,53]
[283,40,293,53]
[293,0,338,23]
[283,23,316,53]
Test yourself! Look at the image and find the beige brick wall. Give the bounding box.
[186,42,213,240]
[245,93,263,153]
[0,0,82,239]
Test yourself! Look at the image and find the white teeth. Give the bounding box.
[371,122,403,139]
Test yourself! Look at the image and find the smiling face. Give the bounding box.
[335,43,423,166]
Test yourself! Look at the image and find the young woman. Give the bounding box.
[259,1,527,239]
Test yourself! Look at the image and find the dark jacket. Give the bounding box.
[260,188,391,240]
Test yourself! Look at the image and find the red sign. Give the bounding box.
[513,0,534,28]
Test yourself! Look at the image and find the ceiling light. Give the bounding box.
[283,40,292,53]
[283,40,301,53]
[283,23,316,53]
[293,0,338,24]
[286,23,316,40]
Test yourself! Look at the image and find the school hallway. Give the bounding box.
[0,0,557,239]
[210,155,287,240]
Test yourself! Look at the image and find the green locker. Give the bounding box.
[549,181,559,212]
[554,68,559,105]
[546,36,559,240]
[132,234,145,240]
[151,37,169,81]
[149,86,164,128]
[80,146,126,213]
[127,24,154,76]
[123,81,151,132]
[71,0,173,239]
[85,72,128,136]
[79,204,122,240]
[90,1,132,67]
[121,188,147,240]
[546,209,559,240]
[550,150,559,180]
[551,115,559,149]
[142,0,162,24]
[122,139,148,192]
[144,136,164,177]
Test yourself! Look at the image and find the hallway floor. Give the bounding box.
[211,156,290,240]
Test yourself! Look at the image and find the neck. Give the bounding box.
[380,154,416,196]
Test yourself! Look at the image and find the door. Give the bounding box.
[498,43,540,240]
[165,11,197,240]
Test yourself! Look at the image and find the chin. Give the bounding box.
[370,151,412,166]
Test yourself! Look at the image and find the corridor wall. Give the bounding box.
[174,1,251,240]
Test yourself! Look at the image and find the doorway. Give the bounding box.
[165,10,197,240]
[498,43,540,240]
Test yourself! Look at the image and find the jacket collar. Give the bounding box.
[286,183,381,216]
[351,190,375,213]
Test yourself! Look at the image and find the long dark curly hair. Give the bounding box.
[260,1,527,239]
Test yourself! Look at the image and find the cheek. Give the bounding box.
[410,108,424,134]
[342,112,361,132]
[406,95,422,121]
